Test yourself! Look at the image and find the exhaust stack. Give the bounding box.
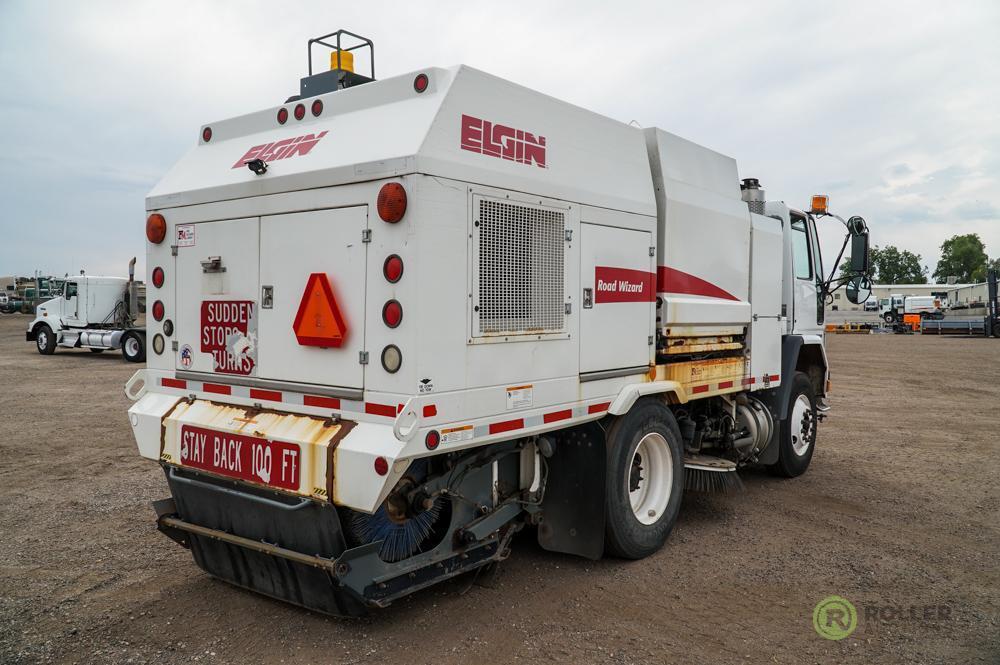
[740,178,765,215]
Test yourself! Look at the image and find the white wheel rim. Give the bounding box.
[627,432,673,525]
[37,332,47,348]
[790,394,814,456]
[125,337,139,356]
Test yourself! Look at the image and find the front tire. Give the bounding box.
[122,333,145,363]
[604,398,684,559]
[35,324,56,355]
[883,312,896,323]
[769,372,817,478]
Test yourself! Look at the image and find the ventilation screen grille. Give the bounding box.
[477,198,565,335]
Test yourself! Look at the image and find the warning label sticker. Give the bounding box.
[506,384,533,410]
[440,425,474,444]
[176,224,196,247]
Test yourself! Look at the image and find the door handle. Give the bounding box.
[583,287,593,309]
[262,285,273,309]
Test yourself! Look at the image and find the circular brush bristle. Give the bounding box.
[349,499,443,563]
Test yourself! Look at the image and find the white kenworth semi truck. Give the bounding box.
[125,32,871,617]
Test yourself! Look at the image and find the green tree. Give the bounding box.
[933,234,987,283]
[865,245,927,284]
[972,257,1000,283]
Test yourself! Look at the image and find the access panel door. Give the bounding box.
[257,207,368,390]
[580,223,655,374]
[174,217,260,376]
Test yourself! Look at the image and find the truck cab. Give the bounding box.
[27,269,146,362]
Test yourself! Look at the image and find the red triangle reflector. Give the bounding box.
[292,273,348,347]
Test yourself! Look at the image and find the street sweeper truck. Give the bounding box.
[125,30,873,616]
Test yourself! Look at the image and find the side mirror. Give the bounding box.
[848,216,870,274]
[846,275,872,305]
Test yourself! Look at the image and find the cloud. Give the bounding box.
[1,0,999,280]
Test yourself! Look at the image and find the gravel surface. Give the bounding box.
[1,313,998,664]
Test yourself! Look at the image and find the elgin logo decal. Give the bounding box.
[595,267,656,303]
[201,300,257,375]
[231,131,328,169]
[460,114,546,168]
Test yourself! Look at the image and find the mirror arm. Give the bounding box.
[821,234,851,297]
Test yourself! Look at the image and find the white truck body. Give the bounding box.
[124,44,866,615]
[879,294,943,322]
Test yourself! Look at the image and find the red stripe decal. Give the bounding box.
[397,404,405,414]
[691,384,709,394]
[365,402,396,418]
[544,409,573,423]
[249,388,282,402]
[161,377,187,389]
[588,402,611,414]
[742,377,756,386]
[203,383,231,395]
[657,266,739,301]
[304,395,340,410]
[769,374,780,382]
[718,380,734,389]
[422,404,437,418]
[489,418,523,435]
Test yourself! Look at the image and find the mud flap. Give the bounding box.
[536,421,606,560]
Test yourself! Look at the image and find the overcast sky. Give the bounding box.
[1,1,998,280]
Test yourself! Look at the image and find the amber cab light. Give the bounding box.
[377,183,407,223]
[382,300,403,328]
[146,213,167,244]
[383,254,404,283]
[151,267,165,288]
[152,300,165,321]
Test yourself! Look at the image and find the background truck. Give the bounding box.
[879,294,944,323]
[124,31,871,617]
[26,259,147,362]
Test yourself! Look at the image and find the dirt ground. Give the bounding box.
[1,313,997,665]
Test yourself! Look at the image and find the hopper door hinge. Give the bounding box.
[359,351,369,365]
[649,246,655,257]
[565,229,573,242]
[170,245,178,257]
[361,229,372,243]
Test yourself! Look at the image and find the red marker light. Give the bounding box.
[277,107,289,124]
[151,267,164,288]
[377,183,407,223]
[152,300,165,321]
[382,300,403,328]
[413,73,429,93]
[425,430,440,450]
[311,99,323,116]
[383,254,404,283]
[202,126,212,142]
[294,103,305,120]
[374,456,389,476]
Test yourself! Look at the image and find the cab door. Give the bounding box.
[61,281,82,327]
[790,214,821,335]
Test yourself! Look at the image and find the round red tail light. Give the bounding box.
[294,103,306,120]
[151,267,164,288]
[152,300,165,321]
[382,300,403,328]
[146,213,167,244]
[201,126,212,142]
[277,107,289,124]
[383,255,404,283]
[374,456,389,476]
[413,73,429,93]
[425,430,440,450]
[377,183,407,223]
[311,99,323,116]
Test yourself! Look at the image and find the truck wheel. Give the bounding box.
[769,372,817,478]
[35,324,57,355]
[603,398,684,559]
[883,312,895,323]
[122,333,145,363]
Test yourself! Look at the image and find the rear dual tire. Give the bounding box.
[604,399,684,559]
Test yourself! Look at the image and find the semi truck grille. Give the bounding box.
[475,197,565,336]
